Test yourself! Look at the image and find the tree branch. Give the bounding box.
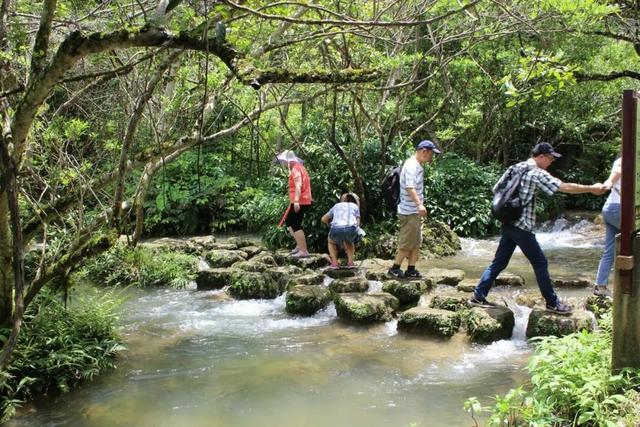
[29,0,58,77]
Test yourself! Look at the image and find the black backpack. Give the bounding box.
[491,165,533,224]
[382,165,402,211]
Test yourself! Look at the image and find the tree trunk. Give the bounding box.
[0,191,13,327]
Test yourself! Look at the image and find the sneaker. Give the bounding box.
[387,267,405,278]
[404,269,422,278]
[346,262,356,269]
[468,296,497,308]
[593,285,612,298]
[546,301,573,315]
[328,261,340,270]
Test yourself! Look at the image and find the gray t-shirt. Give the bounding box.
[397,155,424,215]
[327,202,360,227]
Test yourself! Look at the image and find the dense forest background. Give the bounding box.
[1,0,639,372]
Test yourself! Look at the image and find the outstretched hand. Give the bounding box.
[590,183,608,196]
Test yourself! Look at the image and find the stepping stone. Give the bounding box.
[525,309,593,338]
[205,249,248,267]
[365,271,388,281]
[251,252,278,266]
[457,278,476,293]
[196,268,236,290]
[382,280,422,305]
[240,245,264,258]
[397,307,460,338]
[291,273,325,286]
[424,268,465,286]
[290,253,330,269]
[334,292,399,323]
[324,268,358,279]
[329,277,369,294]
[286,285,331,316]
[227,237,258,248]
[514,290,543,308]
[495,272,524,287]
[227,271,286,299]
[429,294,469,312]
[465,306,515,343]
[584,295,612,319]
[552,277,591,289]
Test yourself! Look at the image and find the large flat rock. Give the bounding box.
[334,293,399,323]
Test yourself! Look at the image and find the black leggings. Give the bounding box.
[285,204,310,232]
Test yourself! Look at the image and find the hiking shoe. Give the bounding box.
[387,267,405,278]
[404,269,422,278]
[593,285,612,298]
[546,301,573,315]
[468,296,497,308]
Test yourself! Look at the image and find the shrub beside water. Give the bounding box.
[0,290,124,422]
[465,314,640,426]
[81,244,198,288]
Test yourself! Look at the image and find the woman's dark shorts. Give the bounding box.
[285,204,310,232]
[329,225,358,246]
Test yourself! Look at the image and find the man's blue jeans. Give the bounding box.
[474,224,559,306]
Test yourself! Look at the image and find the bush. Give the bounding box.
[425,153,501,237]
[80,244,198,288]
[465,314,640,426]
[0,290,125,422]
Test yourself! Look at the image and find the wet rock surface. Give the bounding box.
[494,272,525,287]
[334,293,399,323]
[329,277,369,294]
[397,307,461,338]
[286,285,331,316]
[196,268,236,290]
[526,309,594,338]
[465,306,515,343]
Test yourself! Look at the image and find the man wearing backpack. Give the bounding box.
[469,142,607,315]
[387,140,441,278]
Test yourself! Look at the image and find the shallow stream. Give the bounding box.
[10,218,605,427]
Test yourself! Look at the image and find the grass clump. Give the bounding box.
[0,290,125,422]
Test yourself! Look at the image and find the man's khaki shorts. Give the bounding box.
[398,214,422,250]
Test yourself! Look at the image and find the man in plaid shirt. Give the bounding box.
[469,143,607,315]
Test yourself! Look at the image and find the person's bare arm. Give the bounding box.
[558,182,607,195]
[406,187,427,217]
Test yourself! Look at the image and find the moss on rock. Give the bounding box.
[227,271,286,299]
[329,277,369,294]
[397,307,460,338]
[286,285,331,316]
[334,292,399,323]
[465,306,515,343]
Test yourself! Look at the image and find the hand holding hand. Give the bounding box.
[590,183,608,196]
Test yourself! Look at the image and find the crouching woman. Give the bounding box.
[321,193,361,269]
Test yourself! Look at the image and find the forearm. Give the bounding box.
[407,188,423,207]
[558,182,596,194]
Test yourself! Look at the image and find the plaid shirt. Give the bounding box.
[493,159,561,232]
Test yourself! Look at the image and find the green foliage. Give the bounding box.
[143,151,247,235]
[0,290,124,423]
[467,314,640,426]
[80,244,198,288]
[425,153,502,237]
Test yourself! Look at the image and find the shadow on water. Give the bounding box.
[9,219,605,427]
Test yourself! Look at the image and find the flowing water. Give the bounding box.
[10,218,606,427]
